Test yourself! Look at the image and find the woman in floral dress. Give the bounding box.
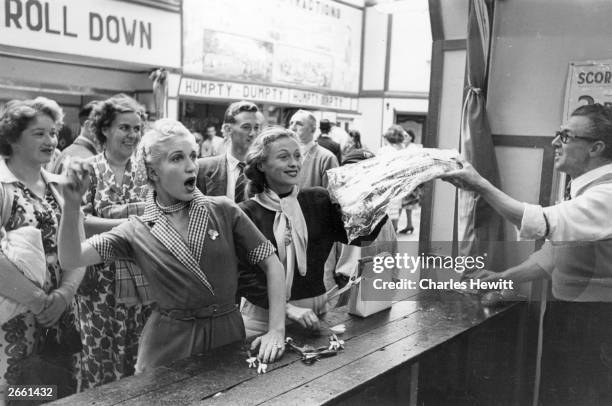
[0,97,83,403]
[75,95,152,389]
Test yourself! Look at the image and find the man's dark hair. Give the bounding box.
[223,101,258,124]
[383,125,405,145]
[348,129,362,149]
[78,101,99,126]
[571,103,612,159]
[320,119,332,134]
[406,129,416,143]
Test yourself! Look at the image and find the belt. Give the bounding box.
[159,304,238,321]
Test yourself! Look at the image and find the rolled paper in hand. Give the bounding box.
[326,148,461,242]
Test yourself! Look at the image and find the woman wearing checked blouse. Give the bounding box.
[58,119,286,372]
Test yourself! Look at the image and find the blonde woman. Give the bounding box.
[238,127,385,336]
[59,119,286,372]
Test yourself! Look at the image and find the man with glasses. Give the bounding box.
[443,103,612,404]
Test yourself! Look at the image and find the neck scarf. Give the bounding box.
[254,186,308,298]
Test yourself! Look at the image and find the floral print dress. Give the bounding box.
[0,182,78,400]
[75,153,152,389]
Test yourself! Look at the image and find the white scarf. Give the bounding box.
[254,186,308,298]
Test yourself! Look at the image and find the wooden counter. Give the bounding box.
[51,291,523,405]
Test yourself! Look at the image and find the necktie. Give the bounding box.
[564,179,572,201]
[235,162,247,203]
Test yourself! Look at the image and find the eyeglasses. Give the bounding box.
[554,130,600,144]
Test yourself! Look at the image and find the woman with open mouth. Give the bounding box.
[237,127,386,336]
[74,95,153,389]
[58,119,287,374]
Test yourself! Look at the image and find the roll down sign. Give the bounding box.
[4,0,152,49]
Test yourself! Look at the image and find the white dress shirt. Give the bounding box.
[225,151,243,201]
[520,163,612,242]
[523,163,612,300]
[300,140,316,157]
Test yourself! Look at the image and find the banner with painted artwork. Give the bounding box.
[182,0,362,94]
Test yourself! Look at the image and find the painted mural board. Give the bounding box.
[183,0,362,94]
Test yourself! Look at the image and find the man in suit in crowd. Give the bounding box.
[52,101,100,174]
[316,119,342,164]
[196,101,260,203]
[289,110,338,188]
[207,124,226,157]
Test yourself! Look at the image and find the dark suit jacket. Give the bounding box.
[196,155,228,197]
[317,135,342,164]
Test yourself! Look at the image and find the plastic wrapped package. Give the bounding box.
[327,148,461,242]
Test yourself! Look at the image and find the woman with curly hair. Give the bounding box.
[75,94,152,389]
[0,97,84,402]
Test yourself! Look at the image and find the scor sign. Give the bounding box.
[564,60,612,121]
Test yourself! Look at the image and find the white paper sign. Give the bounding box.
[0,0,181,67]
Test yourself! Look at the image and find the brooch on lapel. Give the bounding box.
[208,229,219,240]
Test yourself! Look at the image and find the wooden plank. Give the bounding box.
[109,301,427,405]
[419,38,444,248]
[193,293,513,406]
[50,367,191,406]
[262,304,521,405]
[53,300,423,405]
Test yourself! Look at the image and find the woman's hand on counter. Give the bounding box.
[251,328,285,364]
[286,303,320,331]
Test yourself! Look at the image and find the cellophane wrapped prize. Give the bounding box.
[327,148,461,242]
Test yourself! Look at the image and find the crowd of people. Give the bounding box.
[1,92,612,405]
[0,96,401,403]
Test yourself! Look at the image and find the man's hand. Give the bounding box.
[481,289,520,307]
[286,304,321,330]
[480,270,508,283]
[440,158,486,192]
[250,328,285,364]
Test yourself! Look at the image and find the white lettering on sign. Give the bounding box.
[0,0,180,67]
